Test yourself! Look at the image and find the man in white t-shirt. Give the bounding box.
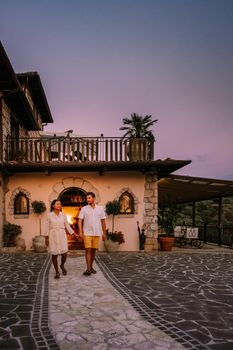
[78,192,106,276]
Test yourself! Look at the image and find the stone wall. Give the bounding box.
[24,86,43,129]
[2,99,11,140]
[2,99,29,137]
[0,172,4,247]
[143,173,158,251]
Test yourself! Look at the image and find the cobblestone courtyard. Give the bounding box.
[1,250,233,349]
[0,252,58,350]
[97,251,233,350]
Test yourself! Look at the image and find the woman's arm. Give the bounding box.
[64,215,75,234]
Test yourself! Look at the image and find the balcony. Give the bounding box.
[2,136,155,164]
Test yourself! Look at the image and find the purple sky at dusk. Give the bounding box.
[1,0,233,179]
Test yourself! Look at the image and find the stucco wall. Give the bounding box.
[5,171,147,251]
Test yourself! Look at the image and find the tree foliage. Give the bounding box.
[32,200,46,214]
[105,200,120,233]
[175,197,233,226]
[158,198,179,236]
[120,113,157,139]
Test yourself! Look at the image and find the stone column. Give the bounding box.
[143,173,158,251]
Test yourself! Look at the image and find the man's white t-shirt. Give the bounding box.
[78,204,106,236]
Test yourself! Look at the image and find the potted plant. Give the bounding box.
[104,200,125,251]
[3,222,22,247]
[120,113,157,161]
[31,200,47,252]
[158,198,179,251]
[105,229,125,251]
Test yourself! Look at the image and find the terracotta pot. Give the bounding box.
[15,237,26,251]
[32,236,47,253]
[104,240,119,252]
[127,138,148,161]
[159,237,175,251]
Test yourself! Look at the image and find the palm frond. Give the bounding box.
[120,113,157,139]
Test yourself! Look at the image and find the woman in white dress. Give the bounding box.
[45,199,74,278]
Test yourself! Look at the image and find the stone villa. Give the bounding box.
[2,42,232,252]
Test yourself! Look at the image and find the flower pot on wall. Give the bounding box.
[104,239,119,252]
[159,236,175,251]
[33,236,47,253]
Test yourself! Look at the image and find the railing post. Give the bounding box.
[192,201,196,227]
[119,139,122,161]
[149,139,154,160]
[124,140,128,161]
[203,223,207,243]
[115,140,118,161]
[218,224,222,246]
[105,139,108,161]
[95,139,99,161]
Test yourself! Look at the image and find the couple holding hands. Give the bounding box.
[45,192,106,279]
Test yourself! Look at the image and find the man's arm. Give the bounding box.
[101,219,106,240]
[78,218,83,239]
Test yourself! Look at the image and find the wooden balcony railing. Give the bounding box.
[3,136,155,163]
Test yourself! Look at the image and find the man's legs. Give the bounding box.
[83,236,99,276]
[84,248,92,275]
[90,248,97,273]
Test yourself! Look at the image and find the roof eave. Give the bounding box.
[0,42,39,130]
[2,159,191,175]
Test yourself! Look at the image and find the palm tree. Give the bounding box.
[120,113,157,139]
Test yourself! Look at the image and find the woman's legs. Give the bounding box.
[52,255,60,278]
[60,252,67,275]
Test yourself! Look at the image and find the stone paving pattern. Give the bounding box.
[49,252,184,350]
[97,251,233,350]
[0,252,58,350]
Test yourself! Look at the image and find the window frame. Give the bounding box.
[14,193,29,215]
[119,191,135,215]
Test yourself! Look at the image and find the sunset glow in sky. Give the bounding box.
[1,0,233,179]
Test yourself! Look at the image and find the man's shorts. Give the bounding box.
[83,235,100,249]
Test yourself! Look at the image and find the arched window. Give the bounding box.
[59,187,87,207]
[119,191,134,214]
[14,193,29,215]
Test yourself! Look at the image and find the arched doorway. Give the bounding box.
[59,187,87,250]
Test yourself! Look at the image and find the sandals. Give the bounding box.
[83,270,91,276]
[83,268,97,276]
[54,272,60,279]
[55,264,67,278]
[60,265,67,275]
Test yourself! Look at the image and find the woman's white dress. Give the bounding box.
[45,211,74,255]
